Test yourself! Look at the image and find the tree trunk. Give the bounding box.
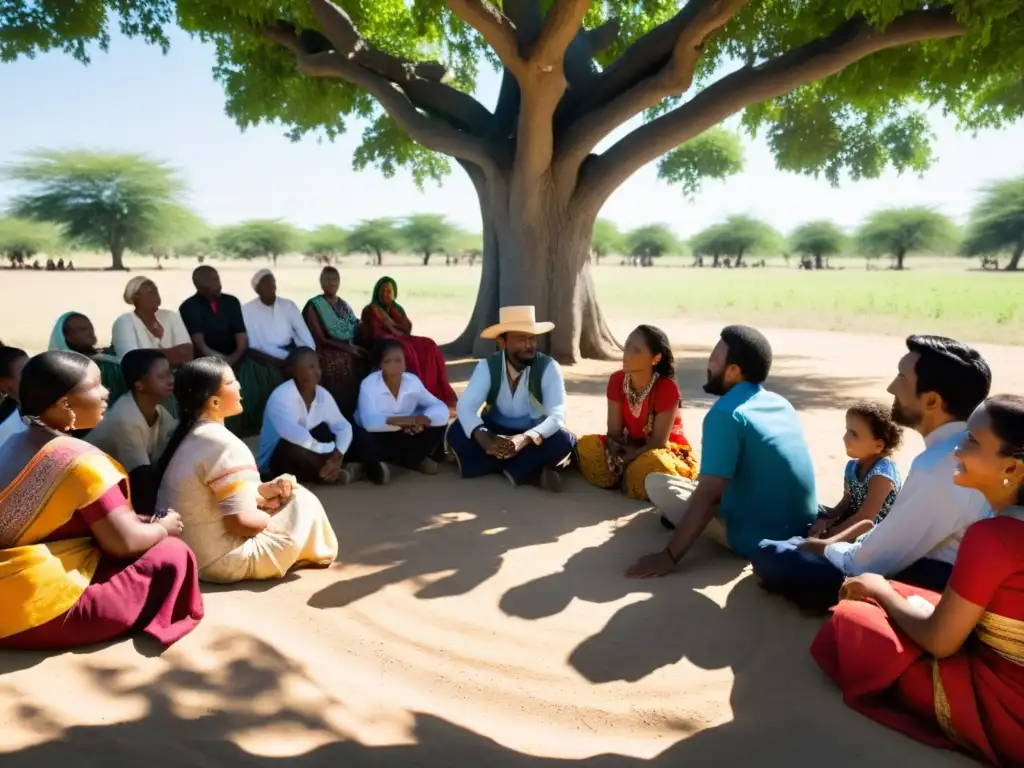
[109,241,126,271]
[814,253,824,270]
[895,249,906,270]
[375,250,383,266]
[735,248,745,267]
[1005,242,1023,271]
[272,254,279,266]
[423,252,432,266]
[442,163,620,364]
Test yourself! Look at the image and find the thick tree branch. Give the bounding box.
[302,0,493,135]
[444,0,524,75]
[531,0,592,63]
[556,0,748,175]
[578,8,964,209]
[262,25,497,172]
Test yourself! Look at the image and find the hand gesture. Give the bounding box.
[319,453,344,483]
[625,549,677,579]
[808,518,832,538]
[157,509,184,536]
[839,573,892,603]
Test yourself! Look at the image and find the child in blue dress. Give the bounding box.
[808,401,903,539]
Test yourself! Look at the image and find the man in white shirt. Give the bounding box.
[751,335,993,612]
[243,269,316,364]
[448,306,575,492]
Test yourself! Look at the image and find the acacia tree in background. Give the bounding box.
[627,224,683,266]
[590,219,624,264]
[4,150,191,270]
[401,214,459,266]
[856,207,958,270]
[347,217,402,266]
[142,205,209,268]
[7,2,1023,359]
[217,219,300,265]
[789,220,847,270]
[961,176,1024,271]
[693,215,780,266]
[305,224,349,264]
[0,217,63,267]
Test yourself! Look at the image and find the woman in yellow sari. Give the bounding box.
[0,351,203,650]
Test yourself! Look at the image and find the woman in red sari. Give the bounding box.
[0,351,203,650]
[812,394,1024,766]
[360,276,457,406]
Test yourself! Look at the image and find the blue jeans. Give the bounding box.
[446,416,575,486]
[751,537,953,612]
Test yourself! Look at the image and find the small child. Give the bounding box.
[808,401,904,539]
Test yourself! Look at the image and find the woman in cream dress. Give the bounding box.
[155,357,338,583]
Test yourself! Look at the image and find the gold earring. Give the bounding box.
[211,397,221,410]
[61,399,77,432]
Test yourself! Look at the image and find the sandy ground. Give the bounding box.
[1,266,1020,766]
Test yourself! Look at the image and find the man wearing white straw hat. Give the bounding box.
[447,306,574,493]
[242,269,316,365]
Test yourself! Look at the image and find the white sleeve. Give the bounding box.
[242,303,264,353]
[525,360,567,440]
[456,361,490,437]
[111,314,137,359]
[289,300,316,349]
[166,311,191,347]
[356,377,388,431]
[320,388,353,454]
[415,377,450,426]
[266,390,335,455]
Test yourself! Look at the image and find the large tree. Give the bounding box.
[626,223,683,265]
[401,213,459,266]
[217,218,300,264]
[4,149,189,270]
[305,223,350,264]
[347,217,403,265]
[141,204,209,267]
[789,220,847,269]
[856,206,958,270]
[6,2,1023,358]
[961,176,1024,271]
[692,214,780,266]
[0,217,63,266]
[590,218,624,262]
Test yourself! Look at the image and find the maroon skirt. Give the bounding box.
[0,537,204,650]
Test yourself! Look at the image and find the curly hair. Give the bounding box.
[847,400,904,456]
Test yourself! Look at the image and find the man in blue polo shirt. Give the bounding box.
[627,325,817,578]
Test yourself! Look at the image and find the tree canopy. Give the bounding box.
[347,217,402,265]
[7,0,1024,359]
[216,218,300,264]
[591,218,625,259]
[627,223,683,265]
[789,220,848,269]
[691,215,781,266]
[304,224,350,263]
[400,214,459,265]
[3,150,190,270]
[856,206,959,270]
[657,127,745,197]
[0,217,64,265]
[961,176,1024,271]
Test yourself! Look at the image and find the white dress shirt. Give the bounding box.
[0,406,26,450]
[457,353,567,441]
[111,309,191,359]
[86,394,178,471]
[355,371,449,430]
[257,380,353,469]
[824,421,990,576]
[242,297,316,360]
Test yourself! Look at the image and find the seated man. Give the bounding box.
[751,335,993,612]
[179,265,279,435]
[627,325,817,578]
[242,269,316,366]
[447,306,574,493]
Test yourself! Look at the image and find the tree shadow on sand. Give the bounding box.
[0,625,971,767]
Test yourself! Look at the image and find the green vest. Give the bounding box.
[484,351,551,414]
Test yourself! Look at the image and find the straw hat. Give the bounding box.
[480,306,555,339]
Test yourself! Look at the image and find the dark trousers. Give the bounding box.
[127,466,158,516]
[750,538,954,613]
[445,416,576,485]
[266,422,377,484]
[358,426,446,470]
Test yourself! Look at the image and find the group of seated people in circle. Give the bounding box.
[0,270,1021,765]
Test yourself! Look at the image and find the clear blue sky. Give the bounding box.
[2,26,1022,237]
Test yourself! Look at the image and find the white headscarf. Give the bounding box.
[251,269,274,292]
[123,275,151,305]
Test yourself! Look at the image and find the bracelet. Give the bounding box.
[665,546,680,564]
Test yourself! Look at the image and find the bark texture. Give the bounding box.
[264,0,968,362]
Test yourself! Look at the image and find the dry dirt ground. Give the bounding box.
[1,265,1019,766]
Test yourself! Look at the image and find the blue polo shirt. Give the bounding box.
[700,382,817,557]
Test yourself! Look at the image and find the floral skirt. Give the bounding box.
[319,347,369,416]
[577,434,697,500]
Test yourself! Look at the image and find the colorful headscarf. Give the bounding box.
[122,276,151,305]
[48,311,119,363]
[371,276,404,317]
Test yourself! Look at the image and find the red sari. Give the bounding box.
[360,301,457,406]
[811,512,1024,766]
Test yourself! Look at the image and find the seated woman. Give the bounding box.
[257,347,385,486]
[578,325,697,500]
[360,276,457,407]
[49,311,127,405]
[811,394,1024,766]
[0,344,28,449]
[303,266,370,415]
[0,351,202,651]
[112,276,194,366]
[86,349,178,515]
[355,339,449,477]
[156,357,340,583]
